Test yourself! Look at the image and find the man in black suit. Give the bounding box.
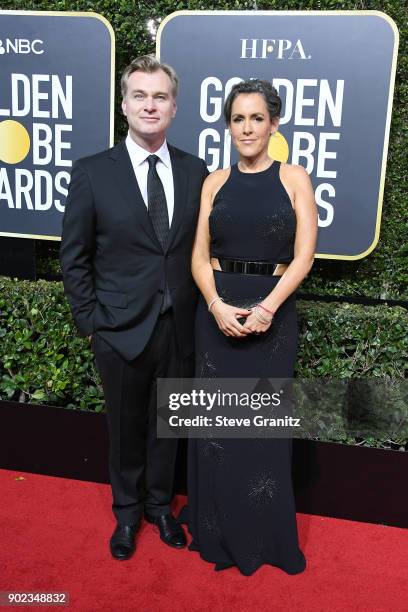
[60,55,207,560]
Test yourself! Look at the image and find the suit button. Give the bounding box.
[158,289,164,294]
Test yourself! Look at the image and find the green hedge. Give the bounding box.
[2,0,407,300]
[1,277,406,448]
[0,277,101,410]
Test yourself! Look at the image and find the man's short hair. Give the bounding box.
[121,55,179,98]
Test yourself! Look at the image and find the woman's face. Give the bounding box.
[229,93,278,159]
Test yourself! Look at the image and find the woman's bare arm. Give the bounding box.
[191,170,252,337]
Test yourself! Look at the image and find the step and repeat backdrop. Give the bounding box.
[157,11,398,259]
[0,10,398,259]
[0,10,114,240]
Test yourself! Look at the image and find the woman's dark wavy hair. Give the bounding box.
[224,79,282,124]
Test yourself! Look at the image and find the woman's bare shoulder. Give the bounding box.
[203,168,231,198]
[204,168,230,187]
[280,162,310,185]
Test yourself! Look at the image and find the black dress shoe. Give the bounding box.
[145,513,187,549]
[109,523,139,560]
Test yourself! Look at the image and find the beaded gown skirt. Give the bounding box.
[179,270,306,576]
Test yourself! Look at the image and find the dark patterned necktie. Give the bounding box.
[146,154,172,313]
[147,154,169,249]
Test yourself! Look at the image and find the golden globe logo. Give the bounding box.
[0,120,30,163]
[240,39,311,60]
[0,73,72,212]
[0,38,44,55]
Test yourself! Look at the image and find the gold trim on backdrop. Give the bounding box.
[0,9,116,242]
[0,232,60,241]
[156,10,399,261]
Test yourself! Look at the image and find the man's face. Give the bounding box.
[121,69,177,146]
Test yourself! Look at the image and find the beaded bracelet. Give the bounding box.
[258,303,275,317]
[254,305,272,325]
[208,296,224,312]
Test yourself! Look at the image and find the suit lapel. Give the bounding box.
[167,144,189,253]
[109,141,161,248]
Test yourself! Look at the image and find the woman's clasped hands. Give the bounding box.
[209,300,273,338]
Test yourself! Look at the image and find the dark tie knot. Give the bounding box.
[147,154,159,168]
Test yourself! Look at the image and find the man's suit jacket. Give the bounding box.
[60,139,208,362]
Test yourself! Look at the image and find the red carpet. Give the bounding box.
[0,469,406,611]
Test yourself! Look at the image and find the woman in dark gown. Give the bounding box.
[179,80,317,576]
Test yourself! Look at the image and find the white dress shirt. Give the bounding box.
[125,133,174,226]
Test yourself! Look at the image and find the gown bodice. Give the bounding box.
[209,161,296,263]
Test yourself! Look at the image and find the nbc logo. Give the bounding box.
[0,38,44,54]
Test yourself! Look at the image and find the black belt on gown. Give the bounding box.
[217,259,290,275]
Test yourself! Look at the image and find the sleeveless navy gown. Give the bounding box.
[179,161,306,576]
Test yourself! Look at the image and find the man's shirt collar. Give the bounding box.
[126,133,171,168]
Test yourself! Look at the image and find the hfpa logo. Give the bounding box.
[241,39,311,60]
[0,38,44,55]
